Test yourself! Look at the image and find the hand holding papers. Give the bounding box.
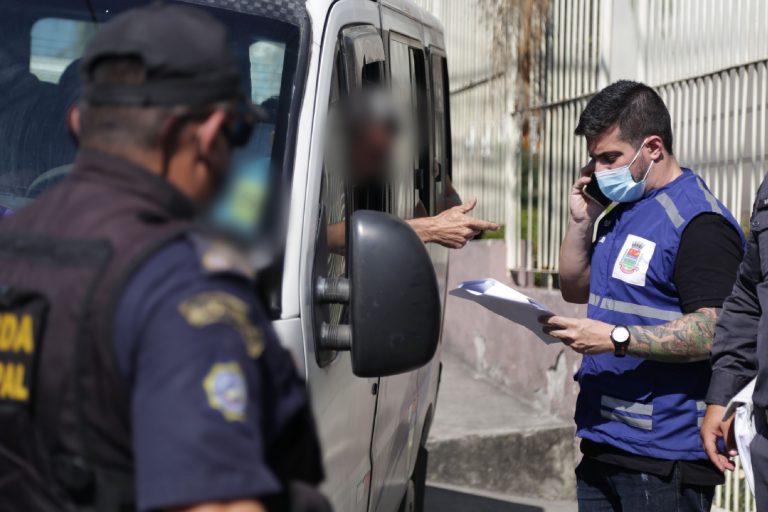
[723,377,757,494]
[449,278,558,344]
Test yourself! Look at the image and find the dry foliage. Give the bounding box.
[478,0,550,112]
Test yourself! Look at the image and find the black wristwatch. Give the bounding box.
[610,325,630,357]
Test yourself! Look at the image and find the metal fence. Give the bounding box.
[415,0,512,226]
[417,0,768,282]
[715,457,756,512]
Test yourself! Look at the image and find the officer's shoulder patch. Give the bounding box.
[178,291,265,358]
[190,233,255,280]
[203,362,247,422]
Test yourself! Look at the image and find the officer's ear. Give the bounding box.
[67,105,81,138]
[195,109,228,156]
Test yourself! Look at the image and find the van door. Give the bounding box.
[367,8,430,511]
[304,2,385,511]
[412,47,452,507]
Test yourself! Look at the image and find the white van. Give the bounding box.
[0,1,450,511]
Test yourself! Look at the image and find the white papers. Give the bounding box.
[449,278,558,344]
[725,377,757,495]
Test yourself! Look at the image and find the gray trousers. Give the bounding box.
[751,415,768,511]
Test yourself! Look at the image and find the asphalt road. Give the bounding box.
[425,487,544,512]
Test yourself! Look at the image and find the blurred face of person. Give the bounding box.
[349,121,396,186]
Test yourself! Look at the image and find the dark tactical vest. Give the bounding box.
[0,150,194,511]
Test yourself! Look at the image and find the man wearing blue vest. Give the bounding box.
[542,80,745,511]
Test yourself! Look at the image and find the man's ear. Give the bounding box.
[646,135,664,160]
[67,105,81,137]
[195,109,228,154]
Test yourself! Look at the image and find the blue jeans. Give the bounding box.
[576,457,714,512]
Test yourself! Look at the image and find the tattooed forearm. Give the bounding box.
[627,308,719,363]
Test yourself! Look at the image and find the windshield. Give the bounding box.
[0,0,300,222]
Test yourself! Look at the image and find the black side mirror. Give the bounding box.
[314,210,441,377]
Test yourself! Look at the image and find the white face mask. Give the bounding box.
[594,139,654,203]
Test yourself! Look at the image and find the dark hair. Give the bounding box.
[575,80,674,155]
[79,57,184,150]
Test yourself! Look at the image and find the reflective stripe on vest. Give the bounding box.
[696,400,707,427]
[600,395,653,430]
[655,193,685,228]
[588,293,682,322]
[696,177,723,215]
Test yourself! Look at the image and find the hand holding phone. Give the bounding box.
[583,173,611,208]
[569,161,605,224]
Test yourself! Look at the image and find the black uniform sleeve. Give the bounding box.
[114,240,287,511]
[673,213,744,314]
[706,224,762,406]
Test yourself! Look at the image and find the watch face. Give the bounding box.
[612,326,630,343]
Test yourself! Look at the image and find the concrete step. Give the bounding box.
[426,483,577,512]
[427,352,578,501]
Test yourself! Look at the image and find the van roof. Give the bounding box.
[305,0,444,32]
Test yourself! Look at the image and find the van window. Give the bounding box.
[249,41,286,104]
[317,30,389,365]
[431,53,451,213]
[323,50,347,283]
[30,18,97,84]
[0,0,299,231]
[389,37,431,219]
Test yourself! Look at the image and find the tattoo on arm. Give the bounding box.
[627,308,719,363]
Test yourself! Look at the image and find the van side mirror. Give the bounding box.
[314,210,440,377]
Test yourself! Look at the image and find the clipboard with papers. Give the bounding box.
[449,278,559,345]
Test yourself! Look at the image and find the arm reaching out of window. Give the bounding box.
[406,198,499,249]
[443,173,462,209]
[326,198,498,252]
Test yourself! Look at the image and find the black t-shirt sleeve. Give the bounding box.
[674,213,744,314]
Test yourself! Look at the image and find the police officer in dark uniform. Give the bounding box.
[0,4,327,512]
[704,177,768,509]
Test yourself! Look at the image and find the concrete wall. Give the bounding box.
[443,239,585,420]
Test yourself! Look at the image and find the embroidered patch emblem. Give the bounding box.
[611,235,656,287]
[179,292,264,359]
[203,362,247,422]
[619,241,644,274]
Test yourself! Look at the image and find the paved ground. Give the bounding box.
[428,352,566,442]
[426,353,578,501]
[425,483,576,512]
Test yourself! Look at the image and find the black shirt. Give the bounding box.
[584,213,744,486]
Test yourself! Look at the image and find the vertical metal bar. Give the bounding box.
[550,106,559,272]
[541,108,550,270]
[706,75,714,187]
[737,66,748,222]
[526,115,534,271]
[714,73,723,196]
[697,78,705,170]
[724,460,732,509]
[761,62,767,202]
[689,79,697,167]
[724,71,733,208]
[734,457,741,511]
[682,80,690,162]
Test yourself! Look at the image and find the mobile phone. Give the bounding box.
[583,174,611,208]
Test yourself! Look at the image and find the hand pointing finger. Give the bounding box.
[457,198,477,214]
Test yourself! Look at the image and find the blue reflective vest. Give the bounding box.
[575,169,745,460]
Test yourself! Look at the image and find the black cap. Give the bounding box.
[81,3,242,106]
